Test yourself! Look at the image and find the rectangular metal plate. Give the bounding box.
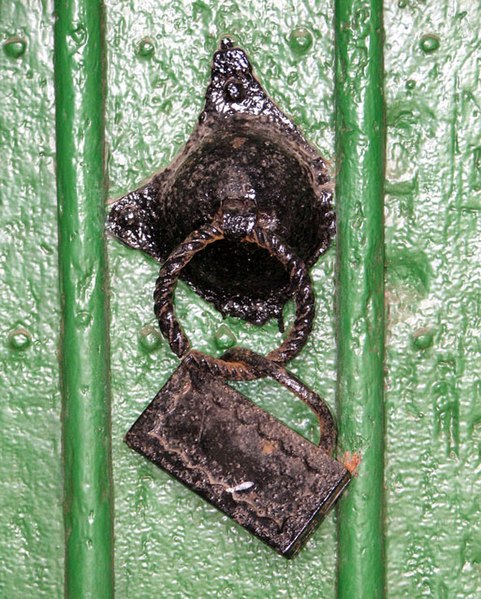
[126,361,350,557]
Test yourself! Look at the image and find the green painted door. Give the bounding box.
[1,1,480,597]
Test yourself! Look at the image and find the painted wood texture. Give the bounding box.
[1,0,480,598]
[54,1,114,597]
[335,1,385,597]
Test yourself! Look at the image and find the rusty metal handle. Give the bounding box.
[153,220,315,380]
[188,347,336,455]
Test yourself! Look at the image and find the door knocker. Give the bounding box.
[107,38,351,557]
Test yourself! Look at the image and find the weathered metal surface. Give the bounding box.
[125,356,350,557]
[107,39,334,325]
[121,171,349,555]
[106,4,343,594]
[153,219,315,373]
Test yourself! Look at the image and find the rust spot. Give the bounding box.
[232,136,247,148]
[262,440,277,454]
[341,451,362,475]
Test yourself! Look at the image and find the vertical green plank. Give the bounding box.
[384,2,481,596]
[54,1,114,598]
[335,1,385,598]
[0,2,64,597]
[106,1,340,597]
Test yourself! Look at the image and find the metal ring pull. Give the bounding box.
[153,218,315,381]
[187,347,337,456]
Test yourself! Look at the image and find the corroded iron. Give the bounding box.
[107,38,334,325]
[125,207,350,557]
[126,351,350,558]
[109,38,350,558]
[152,212,315,375]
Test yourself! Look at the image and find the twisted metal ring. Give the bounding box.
[153,220,315,381]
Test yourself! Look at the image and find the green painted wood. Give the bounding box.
[335,1,385,598]
[2,0,481,598]
[383,2,481,597]
[53,1,114,597]
[105,1,340,597]
[0,3,64,597]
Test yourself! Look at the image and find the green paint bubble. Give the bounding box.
[289,27,313,56]
[8,328,32,351]
[406,79,416,90]
[420,34,440,54]
[69,24,87,46]
[214,324,236,350]
[412,331,434,351]
[287,71,299,85]
[137,37,155,58]
[3,37,27,59]
[139,325,162,352]
[75,310,91,328]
